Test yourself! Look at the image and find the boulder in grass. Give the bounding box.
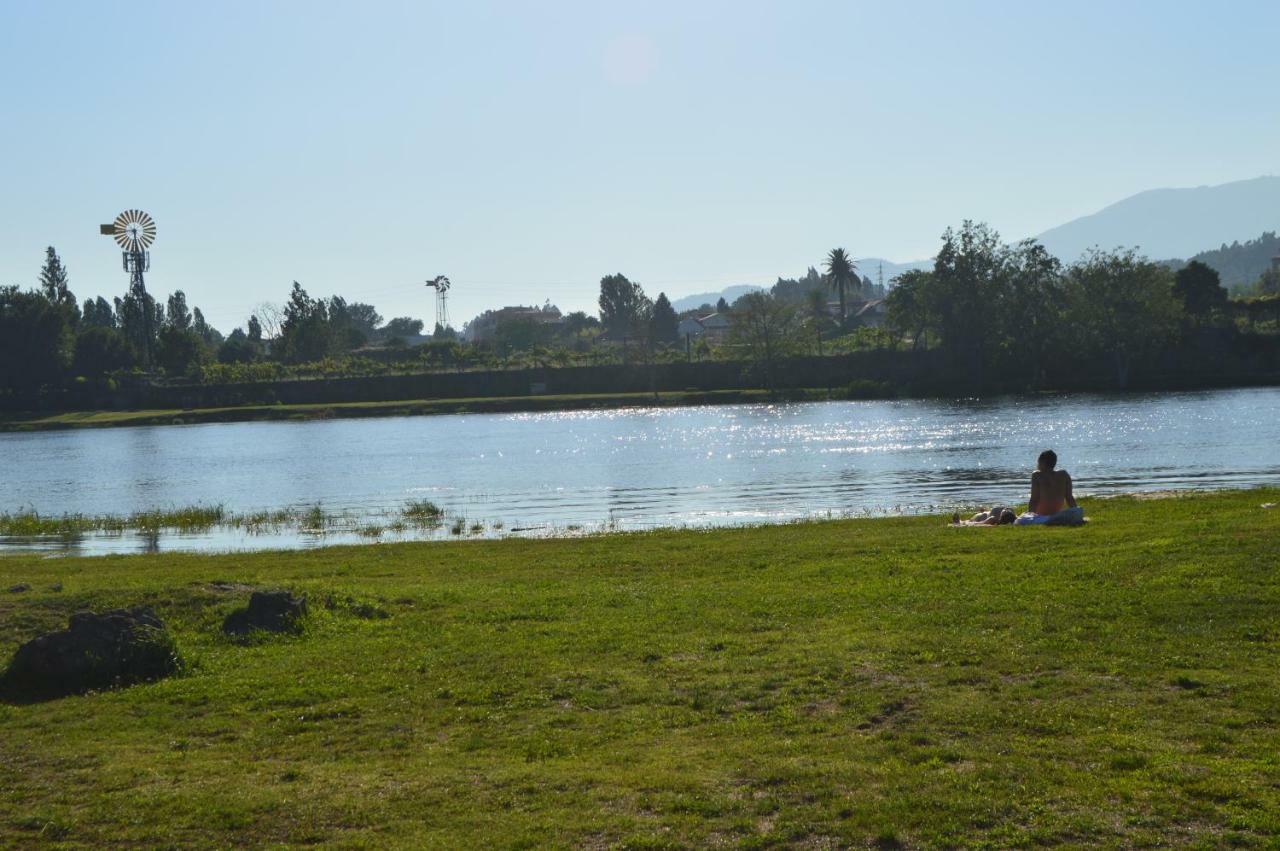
[222,590,308,636]
[1,607,181,701]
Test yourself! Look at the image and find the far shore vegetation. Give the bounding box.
[4,223,1279,422]
[1,489,1277,846]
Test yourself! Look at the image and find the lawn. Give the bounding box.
[1,490,1278,848]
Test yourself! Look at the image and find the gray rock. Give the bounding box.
[222,590,308,636]
[1,607,180,700]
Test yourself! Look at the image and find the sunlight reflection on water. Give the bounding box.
[2,387,1278,555]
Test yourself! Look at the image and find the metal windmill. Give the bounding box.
[100,209,158,364]
[425,275,451,333]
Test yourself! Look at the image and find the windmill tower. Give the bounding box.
[425,275,451,333]
[100,209,157,365]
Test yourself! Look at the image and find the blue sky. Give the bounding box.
[2,0,1278,331]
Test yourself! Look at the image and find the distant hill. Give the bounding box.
[1165,231,1280,291]
[1035,176,1280,262]
[670,285,761,313]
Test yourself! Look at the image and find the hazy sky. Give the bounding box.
[3,0,1278,330]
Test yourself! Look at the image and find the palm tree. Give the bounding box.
[824,248,859,326]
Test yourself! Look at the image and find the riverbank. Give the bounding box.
[0,387,836,432]
[2,489,1277,846]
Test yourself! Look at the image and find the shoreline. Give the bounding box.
[5,379,1280,433]
[4,486,1274,560]
[0,388,807,432]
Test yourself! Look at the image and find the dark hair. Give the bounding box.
[1038,449,1057,469]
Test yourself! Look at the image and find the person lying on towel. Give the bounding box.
[1015,449,1085,526]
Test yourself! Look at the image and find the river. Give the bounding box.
[2,388,1278,555]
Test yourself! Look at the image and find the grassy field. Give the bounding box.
[0,388,815,432]
[1,490,1278,848]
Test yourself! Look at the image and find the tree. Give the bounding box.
[82,296,116,329]
[824,248,859,326]
[73,326,137,377]
[156,325,206,375]
[279,282,334,363]
[346,302,383,338]
[0,286,71,398]
[598,274,651,337]
[247,314,263,342]
[1173,260,1228,323]
[192,307,222,345]
[217,328,259,364]
[930,221,1004,379]
[1063,249,1182,388]
[39,246,78,321]
[727,292,799,389]
[165,291,192,330]
[995,240,1063,387]
[715,296,730,314]
[649,292,678,343]
[115,280,161,368]
[884,269,934,351]
[252,303,284,341]
[800,288,835,354]
[384,317,425,341]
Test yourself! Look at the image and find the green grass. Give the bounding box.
[1,490,1278,847]
[0,388,808,433]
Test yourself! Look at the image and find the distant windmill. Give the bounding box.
[100,209,157,365]
[425,275,451,332]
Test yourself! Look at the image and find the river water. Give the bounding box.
[2,388,1278,555]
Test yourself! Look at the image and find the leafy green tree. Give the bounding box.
[82,296,116,329]
[1172,260,1227,323]
[73,326,137,377]
[279,282,335,362]
[649,292,678,343]
[114,283,161,368]
[996,240,1063,387]
[715,296,729,314]
[247,314,263,342]
[824,248,859,325]
[156,325,206,375]
[192,308,221,345]
[884,269,934,351]
[39,246,78,322]
[165,291,192,330]
[930,221,1004,379]
[0,285,70,398]
[384,316,425,341]
[492,317,553,354]
[217,328,260,364]
[598,274,651,337]
[1064,249,1182,388]
[728,292,800,389]
[346,302,383,338]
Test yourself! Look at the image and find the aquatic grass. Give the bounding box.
[0,505,227,537]
[302,505,329,532]
[402,500,445,523]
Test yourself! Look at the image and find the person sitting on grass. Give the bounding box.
[1014,449,1084,526]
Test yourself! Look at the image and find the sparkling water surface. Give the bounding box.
[2,388,1278,555]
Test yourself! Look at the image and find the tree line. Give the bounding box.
[3,225,1277,404]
